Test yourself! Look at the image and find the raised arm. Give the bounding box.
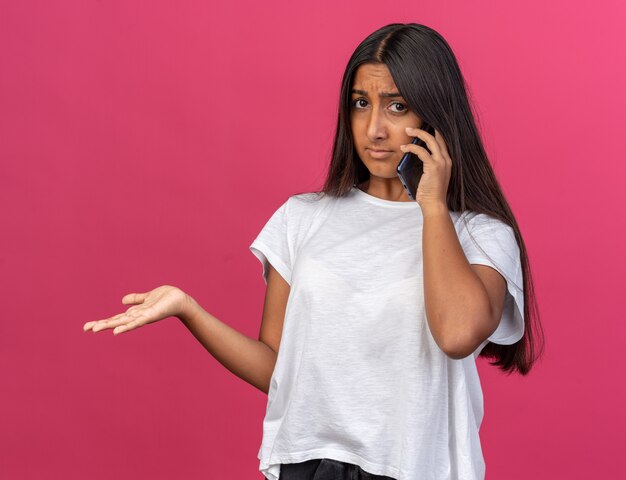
[421,205,506,359]
[401,127,506,359]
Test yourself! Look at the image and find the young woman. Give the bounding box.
[84,23,544,480]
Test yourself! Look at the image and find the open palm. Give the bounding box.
[83,285,188,335]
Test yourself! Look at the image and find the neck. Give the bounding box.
[357,178,413,202]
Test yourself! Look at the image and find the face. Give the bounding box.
[350,63,423,184]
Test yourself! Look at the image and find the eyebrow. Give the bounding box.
[351,89,403,98]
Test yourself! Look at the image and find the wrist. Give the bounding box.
[419,201,449,218]
[178,292,197,323]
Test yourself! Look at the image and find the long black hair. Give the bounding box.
[302,23,544,375]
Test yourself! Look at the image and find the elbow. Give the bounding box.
[439,341,475,360]
[441,344,475,360]
[434,305,496,360]
[436,323,489,360]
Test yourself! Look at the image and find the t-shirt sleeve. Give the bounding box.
[249,199,292,286]
[458,213,525,345]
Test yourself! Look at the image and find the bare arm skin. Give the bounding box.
[83,264,290,395]
[401,127,508,360]
[179,264,290,394]
[422,203,507,359]
[178,296,278,394]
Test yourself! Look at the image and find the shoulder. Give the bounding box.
[453,211,520,260]
[454,210,515,238]
[284,191,333,218]
[287,191,328,206]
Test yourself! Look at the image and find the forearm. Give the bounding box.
[178,295,277,394]
[422,203,491,358]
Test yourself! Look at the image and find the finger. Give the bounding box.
[400,143,431,163]
[83,321,96,331]
[122,292,148,305]
[84,316,116,332]
[406,127,441,159]
[91,313,135,332]
[113,315,147,335]
[434,129,451,161]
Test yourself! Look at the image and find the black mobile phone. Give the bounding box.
[396,122,435,201]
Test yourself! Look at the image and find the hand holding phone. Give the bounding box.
[396,122,435,201]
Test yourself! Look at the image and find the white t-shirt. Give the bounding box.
[249,186,524,480]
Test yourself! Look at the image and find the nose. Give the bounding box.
[366,107,388,142]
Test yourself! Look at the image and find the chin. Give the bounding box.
[366,159,397,172]
[367,169,399,180]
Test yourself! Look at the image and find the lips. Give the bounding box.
[366,148,394,159]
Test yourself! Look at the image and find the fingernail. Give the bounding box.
[405,127,412,132]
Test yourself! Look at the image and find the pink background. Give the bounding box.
[1,1,624,478]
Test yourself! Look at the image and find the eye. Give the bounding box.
[389,102,408,113]
[351,98,368,109]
